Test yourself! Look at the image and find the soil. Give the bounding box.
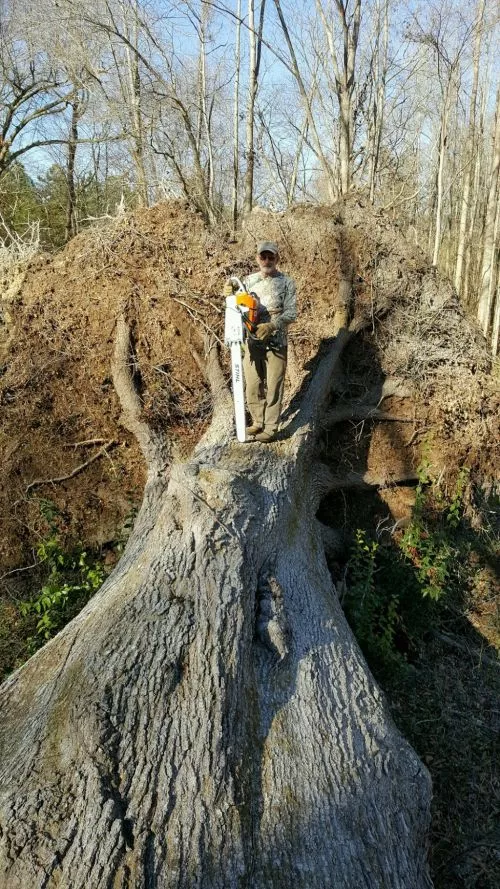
[0,197,497,563]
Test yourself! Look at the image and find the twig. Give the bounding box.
[405,426,429,447]
[25,441,117,494]
[0,560,38,583]
[63,438,108,448]
[170,296,223,345]
[435,632,499,670]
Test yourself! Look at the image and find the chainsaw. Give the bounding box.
[224,276,260,442]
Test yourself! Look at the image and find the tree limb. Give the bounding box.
[25,441,117,494]
[321,405,415,427]
[191,335,232,422]
[112,314,168,473]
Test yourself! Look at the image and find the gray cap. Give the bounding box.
[257,240,279,255]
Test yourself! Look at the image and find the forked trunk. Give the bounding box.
[0,278,432,887]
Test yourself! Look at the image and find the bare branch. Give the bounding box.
[25,442,117,494]
[112,314,168,473]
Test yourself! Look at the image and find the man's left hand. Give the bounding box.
[255,322,275,341]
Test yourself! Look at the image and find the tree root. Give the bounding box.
[25,440,117,494]
[112,313,168,472]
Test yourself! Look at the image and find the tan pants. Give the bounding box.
[243,339,287,434]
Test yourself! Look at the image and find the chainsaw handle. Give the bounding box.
[230,275,246,293]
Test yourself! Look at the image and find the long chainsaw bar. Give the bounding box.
[224,278,259,442]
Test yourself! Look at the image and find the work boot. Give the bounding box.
[253,431,276,443]
[246,424,263,436]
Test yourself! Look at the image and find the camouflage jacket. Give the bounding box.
[243,270,297,348]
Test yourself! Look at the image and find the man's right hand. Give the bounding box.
[223,281,233,296]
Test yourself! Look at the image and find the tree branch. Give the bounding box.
[112,314,168,473]
[321,405,415,427]
[192,335,232,421]
[25,441,117,494]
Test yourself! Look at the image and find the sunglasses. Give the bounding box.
[259,252,276,260]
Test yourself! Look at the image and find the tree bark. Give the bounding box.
[0,271,432,887]
[243,0,266,215]
[232,0,242,230]
[454,0,485,295]
[477,86,500,338]
[65,94,81,243]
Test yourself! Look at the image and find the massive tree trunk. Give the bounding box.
[0,271,432,887]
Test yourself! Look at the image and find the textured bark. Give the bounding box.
[243,0,266,216]
[477,86,500,338]
[0,295,433,886]
[453,0,485,295]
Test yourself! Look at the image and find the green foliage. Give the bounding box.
[1,160,136,249]
[400,465,469,601]
[344,465,472,674]
[20,510,105,648]
[0,163,42,234]
[343,529,402,671]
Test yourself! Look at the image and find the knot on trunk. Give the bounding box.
[255,572,290,661]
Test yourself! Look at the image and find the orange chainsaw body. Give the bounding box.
[236,292,260,327]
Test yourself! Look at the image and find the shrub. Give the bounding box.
[344,465,472,673]
[20,507,105,650]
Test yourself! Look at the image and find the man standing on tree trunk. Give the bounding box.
[226,240,297,442]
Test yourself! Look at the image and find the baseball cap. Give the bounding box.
[257,240,278,255]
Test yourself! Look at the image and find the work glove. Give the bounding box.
[223,281,234,296]
[255,322,276,342]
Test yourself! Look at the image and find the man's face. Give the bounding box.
[257,250,278,276]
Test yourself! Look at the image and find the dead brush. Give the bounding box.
[0,215,40,301]
[71,206,163,273]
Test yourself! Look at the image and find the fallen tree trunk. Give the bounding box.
[0,281,433,887]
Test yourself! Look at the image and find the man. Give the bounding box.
[226,240,297,442]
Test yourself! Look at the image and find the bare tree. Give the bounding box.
[454,0,486,292]
[367,0,390,202]
[273,0,337,201]
[315,0,361,195]
[243,0,267,214]
[232,0,242,227]
[477,84,500,340]
[407,5,472,267]
[64,91,84,240]
[0,8,75,177]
